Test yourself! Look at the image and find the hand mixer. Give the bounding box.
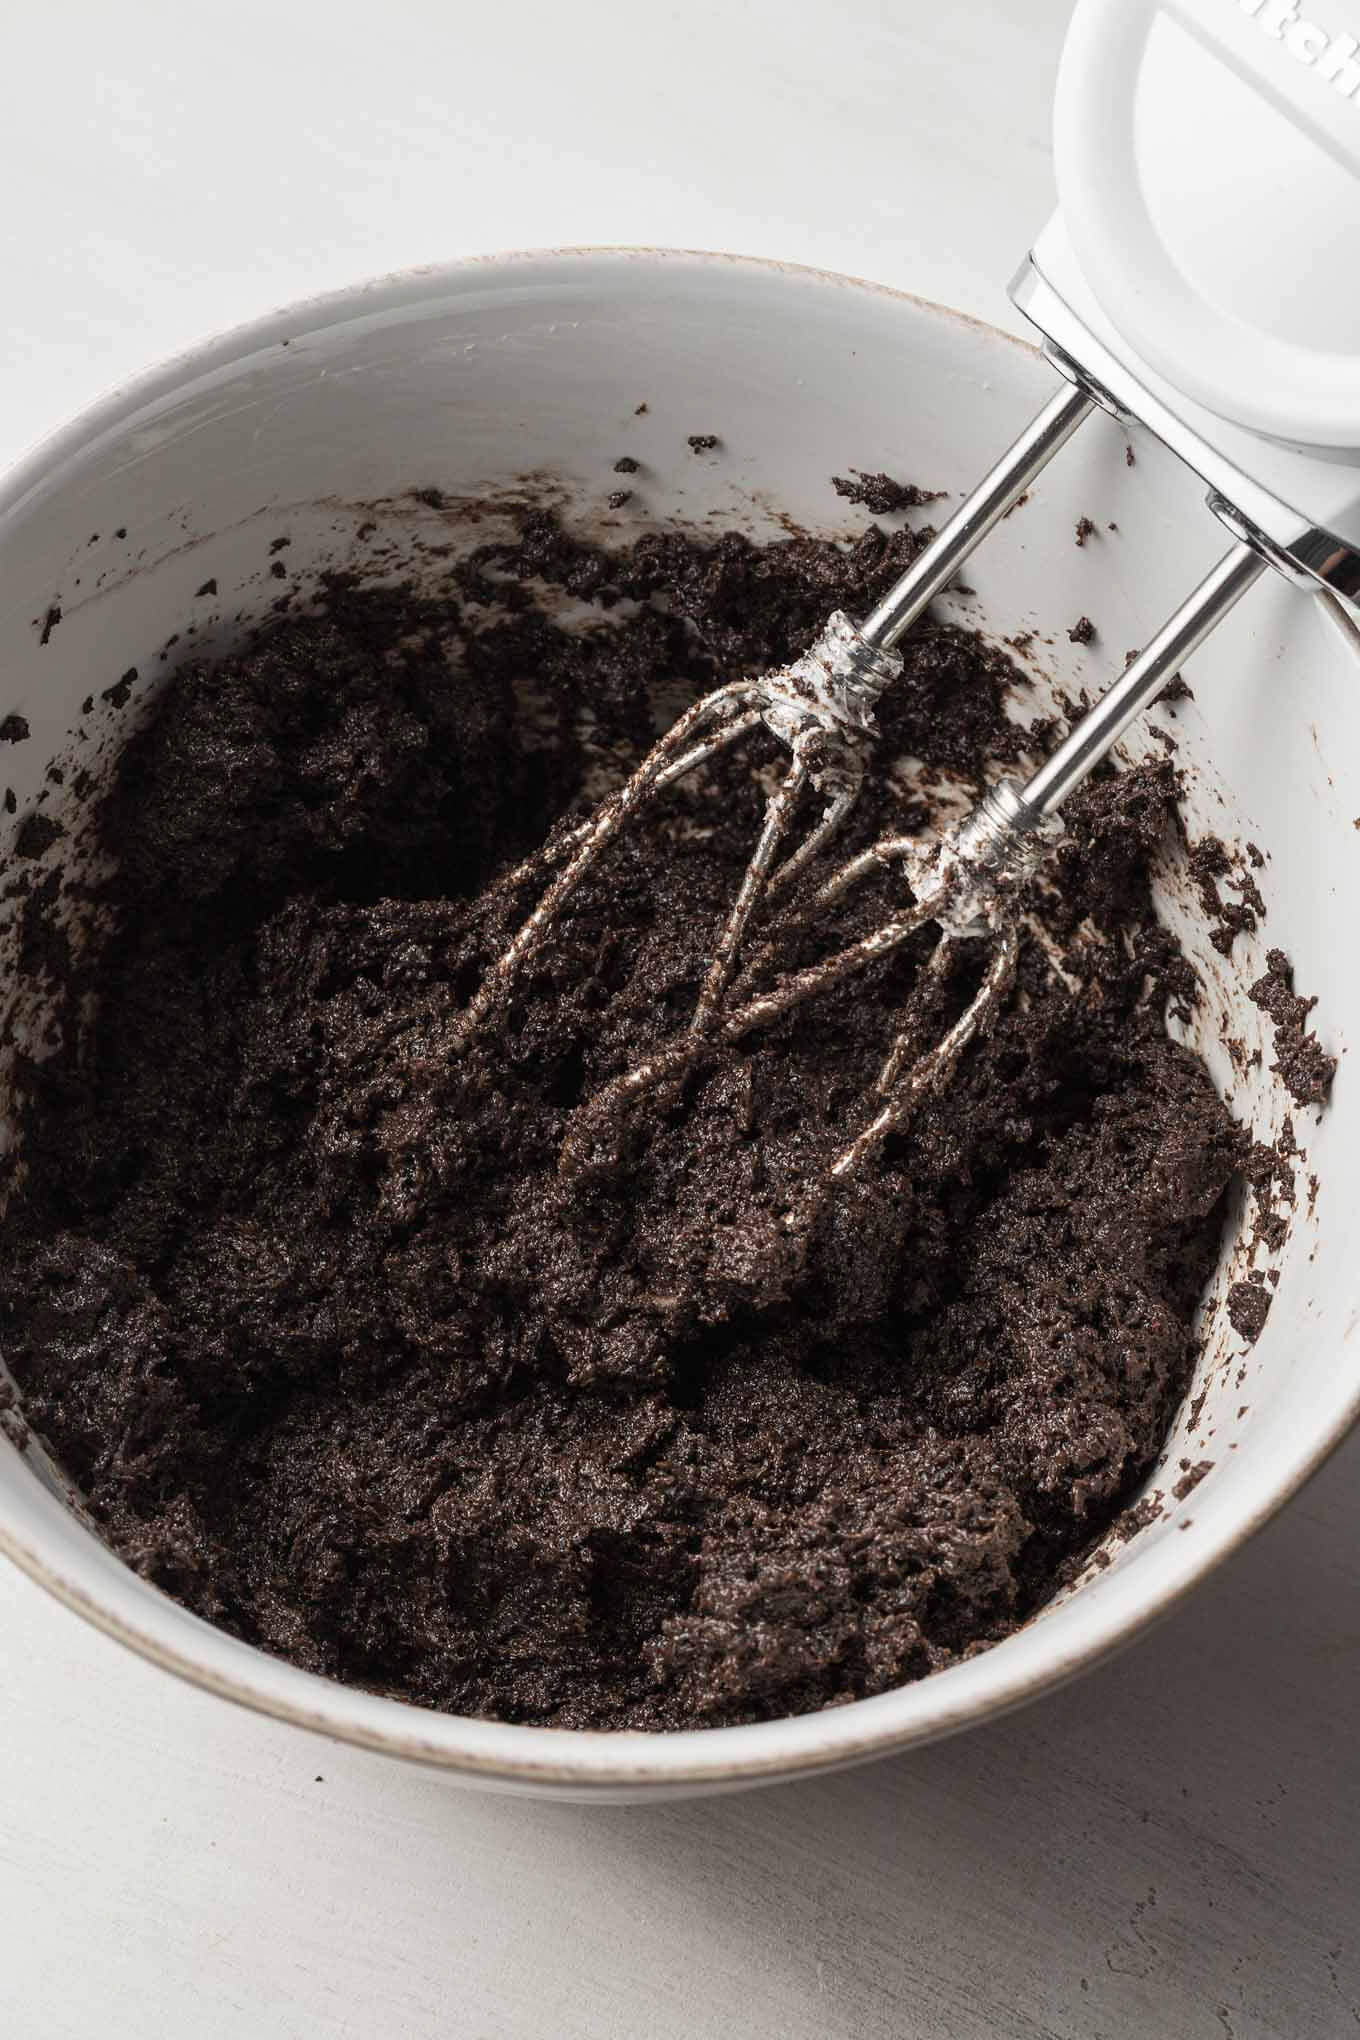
[463,0,1360,1184]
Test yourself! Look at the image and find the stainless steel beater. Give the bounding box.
[453,381,1094,1056]
[459,0,1360,1185]
[557,537,1267,1184]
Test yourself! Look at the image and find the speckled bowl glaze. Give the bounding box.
[0,250,1356,1800]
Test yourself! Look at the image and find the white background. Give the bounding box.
[1,3,1358,2035]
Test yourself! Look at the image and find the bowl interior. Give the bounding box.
[0,251,1355,1796]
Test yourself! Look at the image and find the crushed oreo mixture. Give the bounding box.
[0,504,1247,1730]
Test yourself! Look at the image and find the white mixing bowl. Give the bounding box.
[0,250,1356,1800]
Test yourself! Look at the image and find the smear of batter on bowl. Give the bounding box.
[0,500,1258,1730]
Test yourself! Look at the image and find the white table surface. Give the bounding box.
[2,4,1357,2035]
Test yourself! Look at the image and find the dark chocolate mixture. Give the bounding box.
[0,506,1244,1730]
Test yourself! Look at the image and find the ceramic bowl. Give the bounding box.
[1,249,1355,1799]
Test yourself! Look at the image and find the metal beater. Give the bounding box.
[460,0,1360,1185]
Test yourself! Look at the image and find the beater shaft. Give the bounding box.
[1017,541,1267,821]
[858,381,1096,653]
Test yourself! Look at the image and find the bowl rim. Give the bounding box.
[1,242,1357,1792]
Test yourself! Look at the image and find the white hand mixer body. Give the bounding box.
[464,0,1360,1186]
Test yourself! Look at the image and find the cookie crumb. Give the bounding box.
[13,812,63,859]
[832,471,945,514]
[1227,1281,1271,1345]
[1248,949,1336,1107]
[101,669,138,711]
[1172,1459,1212,1501]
